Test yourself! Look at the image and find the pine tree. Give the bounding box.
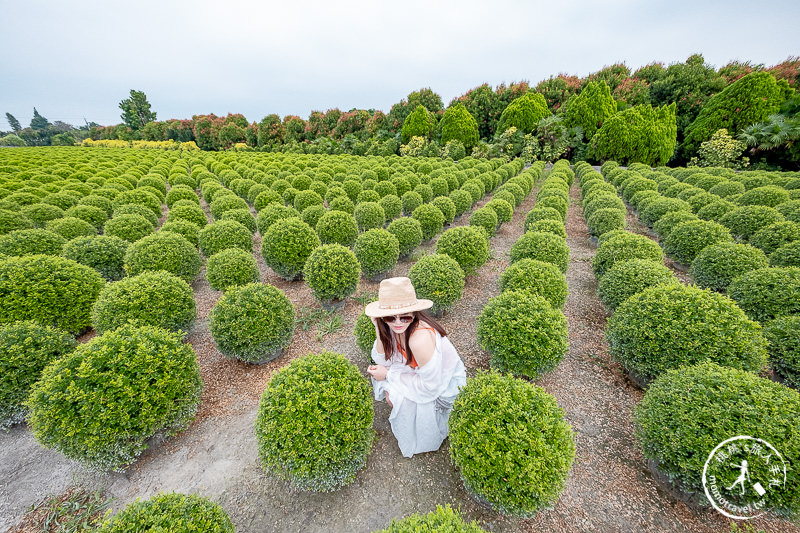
[30,108,50,130]
[119,90,157,130]
[5,113,21,133]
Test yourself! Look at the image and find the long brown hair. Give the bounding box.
[376,310,447,366]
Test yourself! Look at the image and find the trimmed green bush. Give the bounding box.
[198,220,252,257]
[293,189,324,213]
[354,312,377,359]
[0,255,104,333]
[159,219,201,247]
[301,204,326,229]
[255,351,374,491]
[97,493,234,533]
[408,253,465,314]
[165,186,200,208]
[720,205,785,241]
[378,194,402,221]
[696,199,736,222]
[254,189,283,212]
[497,93,551,134]
[640,197,692,228]
[469,207,498,238]
[112,189,162,218]
[401,105,436,143]
[737,185,790,208]
[373,208,420,255]
[478,290,568,378]
[262,218,320,280]
[587,208,625,237]
[727,266,800,322]
[771,241,800,268]
[749,221,800,255]
[606,284,768,384]
[104,214,154,243]
[524,207,562,231]
[256,203,301,234]
[499,258,567,309]
[652,210,698,239]
[65,205,108,230]
[20,204,64,228]
[529,219,566,239]
[402,191,423,216]
[449,371,575,517]
[436,226,489,275]
[114,203,159,228]
[765,315,800,388]
[353,229,399,278]
[634,362,800,515]
[510,231,569,273]
[123,232,201,282]
[431,196,456,224]
[62,235,129,281]
[27,325,202,471]
[316,210,359,247]
[689,242,769,292]
[206,248,260,292]
[209,283,294,363]
[662,219,733,265]
[304,244,361,303]
[92,270,196,334]
[354,201,386,232]
[590,103,676,166]
[591,232,663,278]
[0,321,75,429]
[210,195,248,220]
[411,204,445,242]
[0,229,65,257]
[219,208,257,234]
[167,203,207,228]
[583,193,624,220]
[375,505,487,533]
[45,216,96,240]
[597,259,676,310]
[449,189,473,217]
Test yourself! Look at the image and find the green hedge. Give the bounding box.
[408,253,465,314]
[27,325,202,471]
[123,232,201,282]
[206,248,260,292]
[436,226,489,275]
[374,505,486,533]
[597,259,676,310]
[727,267,800,322]
[262,218,320,280]
[591,232,663,278]
[0,228,66,257]
[353,229,400,278]
[97,493,234,533]
[304,244,361,303]
[449,371,575,517]
[510,231,569,273]
[662,219,733,265]
[255,351,374,491]
[498,258,568,309]
[689,242,769,292]
[606,284,767,384]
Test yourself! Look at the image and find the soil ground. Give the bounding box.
[2,169,798,533]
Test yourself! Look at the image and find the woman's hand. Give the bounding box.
[367,364,388,381]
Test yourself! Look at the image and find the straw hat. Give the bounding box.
[364,277,433,318]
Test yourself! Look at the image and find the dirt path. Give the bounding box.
[3,174,798,533]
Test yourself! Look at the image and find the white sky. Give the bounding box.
[1,0,798,129]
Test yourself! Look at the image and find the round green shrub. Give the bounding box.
[62,235,128,281]
[436,226,489,275]
[104,214,154,243]
[449,189,473,216]
[92,270,196,334]
[524,207,562,231]
[97,493,234,533]
[376,505,487,533]
[509,231,569,273]
[378,194,402,221]
[499,258,568,309]
[315,210,359,247]
[639,197,692,227]
[652,210,698,239]
[21,204,64,228]
[112,189,162,218]
[114,203,159,228]
[749,221,800,255]
[0,321,75,429]
[159,219,200,247]
[720,205,785,241]
[78,195,113,217]
[402,191,424,216]
[584,193,625,221]
[167,203,207,228]
[689,242,769,292]
[412,203,445,241]
[662,219,733,265]
[449,371,575,517]
[294,189,324,213]
[262,218,320,280]
[123,232,201,282]
[0,229,66,257]
[485,198,513,225]
[209,282,294,363]
[597,259,676,310]
[764,315,800,388]
[528,219,566,239]
[198,220,252,257]
[587,207,625,237]
[696,198,736,223]
[387,217,424,258]
[45,216,96,240]
[477,290,568,378]
[357,190,381,204]
[210,195,248,220]
[41,192,79,211]
[497,182,524,206]
[727,266,800,323]
[26,325,202,471]
[469,206,498,238]
[165,186,200,208]
[206,248,260,292]
[300,204,326,229]
[304,244,361,303]
[708,180,746,198]
[0,254,104,333]
[255,351,374,491]
[591,232,663,278]
[353,229,399,278]
[431,196,456,224]
[771,241,800,267]
[634,362,800,515]
[65,205,107,229]
[354,201,386,232]
[414,184,434,204]
[329,195,355,214]
[408,253,465,314]
[777,200,800,223]
[256,203,301,234]
[606,284,768,384]
[737,185,790,208]
[219,208,257,234]
[254,189,283,212]
[536,195,568,220]
[354,312,377,358]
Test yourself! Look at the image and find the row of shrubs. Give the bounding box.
[594,161,800,387]
[581,162,800,518]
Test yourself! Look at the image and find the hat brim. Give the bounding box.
[364,299,434,318]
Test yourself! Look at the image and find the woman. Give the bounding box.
[365,277,467,458]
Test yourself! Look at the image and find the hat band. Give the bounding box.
[378,300,418,310]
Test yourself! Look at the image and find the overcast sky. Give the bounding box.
[1,0,798,130]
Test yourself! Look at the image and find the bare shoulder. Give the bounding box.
[409,323,436,367]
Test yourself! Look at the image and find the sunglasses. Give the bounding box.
[381,314,415,324]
